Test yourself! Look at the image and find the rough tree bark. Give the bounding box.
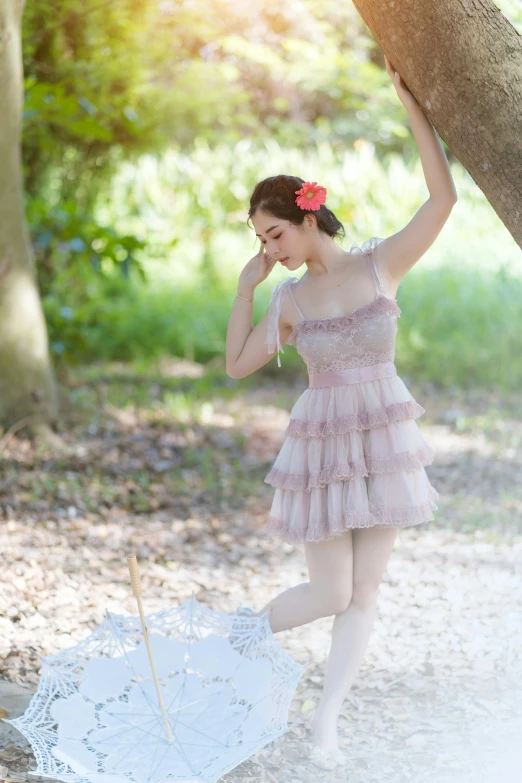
[0,0,58,431]
[352,0,522,248]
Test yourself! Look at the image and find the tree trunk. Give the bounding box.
[0,0,58,430]
[353,0,522,248]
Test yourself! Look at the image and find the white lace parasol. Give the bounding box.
[3,574,306,783]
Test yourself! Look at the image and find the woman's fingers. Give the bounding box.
[384,52,397,75]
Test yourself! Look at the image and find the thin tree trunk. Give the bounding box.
[0,0,58,430]
[353,0,522,247]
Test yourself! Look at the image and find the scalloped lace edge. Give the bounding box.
[264,443,435,491]
[284,400,426,437]
[287,294,401,344]
[264,496,439,543]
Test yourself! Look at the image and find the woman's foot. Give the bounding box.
[305,707,349,769]
[310,707,341,754]
[304,741,340,770]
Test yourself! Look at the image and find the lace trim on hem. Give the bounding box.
[264,496,439,543]
[264,444,435,491]
[284,400,426,437]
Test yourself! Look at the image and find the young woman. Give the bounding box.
[226,54,457,770]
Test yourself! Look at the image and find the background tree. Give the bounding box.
[352,0,522,246]
[0,0,520,429]
[0,0,58,432]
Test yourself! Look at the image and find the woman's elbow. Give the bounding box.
[226,362,245,379]
[228,368,250,380]
[227,363,255,380]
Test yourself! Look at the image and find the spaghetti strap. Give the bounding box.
[265,276,299,367]
[366,252,384,296]
[287,282,306,320]
[350,235,386,296]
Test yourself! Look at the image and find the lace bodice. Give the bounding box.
[265,236,401,373]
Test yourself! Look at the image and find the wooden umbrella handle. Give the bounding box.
[127,553,143,597]
[126,553,174,742]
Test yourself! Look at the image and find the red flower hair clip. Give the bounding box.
[295,181,327,211]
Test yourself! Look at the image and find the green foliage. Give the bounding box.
[29,198,146,292]
[22,0,160,205]
[20,0,522,393]
[23,77,115,143]
[27,197,147,366]
[395,265,522,391]
[21,0,421,209]
[37,136,521,392]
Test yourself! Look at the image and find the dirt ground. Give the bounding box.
[1,374,521,783]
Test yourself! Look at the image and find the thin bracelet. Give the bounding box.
[236,291,253,302]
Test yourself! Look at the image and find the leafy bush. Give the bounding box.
[28,198,146,366]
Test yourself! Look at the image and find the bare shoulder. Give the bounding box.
[347,243,401,299]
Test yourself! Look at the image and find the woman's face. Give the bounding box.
[251,210,313,272]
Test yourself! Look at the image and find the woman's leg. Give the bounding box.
[256,531,354,634]
[311,525,399,752]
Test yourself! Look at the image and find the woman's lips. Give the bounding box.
[280,257,289,265]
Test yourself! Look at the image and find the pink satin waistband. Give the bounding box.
[308,362,397,388]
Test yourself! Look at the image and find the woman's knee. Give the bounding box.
[351,582,380,611]
[304,533,353,616]
[312,585,353,616]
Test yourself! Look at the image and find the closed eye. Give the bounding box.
[262,233,282,244]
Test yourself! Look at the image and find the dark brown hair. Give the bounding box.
[247,174,345,241]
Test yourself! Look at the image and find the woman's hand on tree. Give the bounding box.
[384,53,419,111]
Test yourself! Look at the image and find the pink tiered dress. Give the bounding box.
[263,236,439,544]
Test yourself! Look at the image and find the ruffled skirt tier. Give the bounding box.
[264,374,439,543]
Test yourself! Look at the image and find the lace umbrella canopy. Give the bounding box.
[2,594,306,783]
